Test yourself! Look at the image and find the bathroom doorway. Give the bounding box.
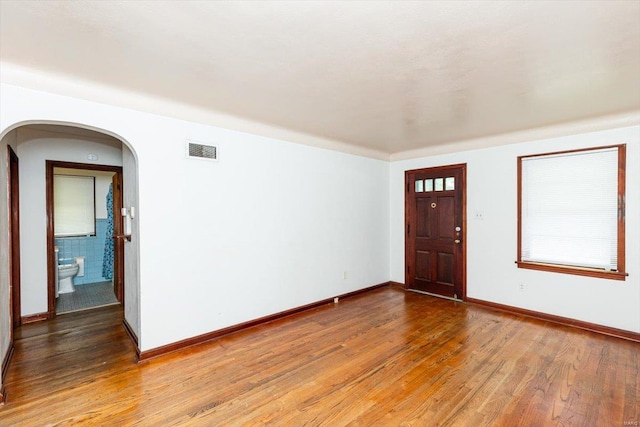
[46,160,125,315]
[3,121,140,353]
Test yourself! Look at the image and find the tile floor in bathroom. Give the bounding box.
[56,281,118,314]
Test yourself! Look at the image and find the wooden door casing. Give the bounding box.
[112,173,125,303]
[405,164,466,300]
[9,146,21,328]
[45,160,124,317]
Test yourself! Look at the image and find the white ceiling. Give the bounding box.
[1,1,639,156]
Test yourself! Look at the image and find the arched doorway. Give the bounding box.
[1,121,140,347]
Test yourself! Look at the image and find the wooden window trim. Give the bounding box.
[517,144,626,280]
[515,261,628,281]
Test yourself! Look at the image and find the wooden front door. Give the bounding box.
[405,164,466,300]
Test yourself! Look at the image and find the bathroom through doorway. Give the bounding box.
[46,160,125,316]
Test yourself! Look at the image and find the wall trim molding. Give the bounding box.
[122,319,139,357]
[1,345,14,405]
[466,297,640,343]
[138,282,391,361]
[389,281,406,289]
[21,312,49,324]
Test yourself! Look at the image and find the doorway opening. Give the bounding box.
[46,161,124,315]
[405,164,467,300]
[3,122,139,342]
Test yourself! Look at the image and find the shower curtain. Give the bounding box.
[102,184,114,280]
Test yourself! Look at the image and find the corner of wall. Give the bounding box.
[0,132,15,396]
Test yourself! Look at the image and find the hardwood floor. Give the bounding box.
[1,287,638,426]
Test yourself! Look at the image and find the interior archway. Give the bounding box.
[0,120,140,352]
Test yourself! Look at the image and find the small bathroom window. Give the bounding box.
[54,175,96,237]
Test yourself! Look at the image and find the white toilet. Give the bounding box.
[58,263,79,294]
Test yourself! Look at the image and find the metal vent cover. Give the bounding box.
[187,141,217,160]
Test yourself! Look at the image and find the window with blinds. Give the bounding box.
[54,175,96,237]
[517,144,626,280]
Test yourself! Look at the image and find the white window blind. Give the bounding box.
[54,175,96,237]
[521,147,619,271]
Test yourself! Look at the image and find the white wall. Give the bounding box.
[390,126,640,333]
[0,129,17,394]
[135,114,390,351]
[16,127,123,316]
[1,83,390,351]
[122,144,140,339]
[95,174,113,219]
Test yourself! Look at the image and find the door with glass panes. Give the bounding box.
[405,164,465,300]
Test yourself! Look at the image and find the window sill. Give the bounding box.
[516,261,628,281]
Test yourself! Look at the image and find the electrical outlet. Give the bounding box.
[474,211,484,220]
[343,271,348,280]
[519,282,525,291]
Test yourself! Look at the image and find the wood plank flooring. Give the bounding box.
[1,287,638,426]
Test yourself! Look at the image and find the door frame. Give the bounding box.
[8,146,21,331]
[405,163,467,300]
[45,160,124,318]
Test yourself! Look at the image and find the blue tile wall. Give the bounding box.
[55,219,111,285]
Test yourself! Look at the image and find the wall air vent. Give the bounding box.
[187,141,218,161]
